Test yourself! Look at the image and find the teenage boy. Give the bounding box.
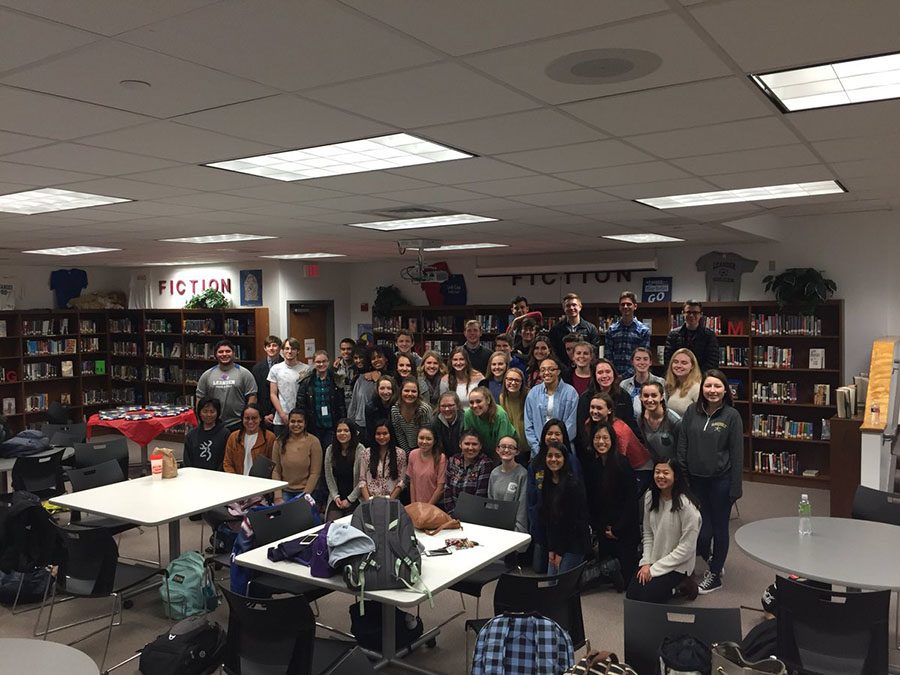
[196,339,257,432]
[461,320,493,374]
[508,295,543,341]
[494,333,527,373]
[562,333,581,369]
[333,337,357,411]
[268,337,312,435]
[395,329,422,367]
[564,341,594,396]
[605,291,650,378]
[251,335,282,426]
[548,293,600,361]
[524,357,579,458]
[296,349,346,453]
[620,346,666,415]
[514,317,539,359]
[664,300,720,372]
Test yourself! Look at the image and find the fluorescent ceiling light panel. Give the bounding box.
[206,133,472,181]
[602,234,684,244]
[23,246,121,256]
[347,213,498,232]
[751,52,900,111]
[423,243,508,251]
[635,181,845,209]
[260,253,346,259]
[159,233,278,244]
[0,188,130,215]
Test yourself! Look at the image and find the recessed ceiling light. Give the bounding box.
[635,181,846,209]
[602,233,684,244]
[260,253,346,259]
[423,243,508,251]
[23,246,121,256]
[751,51,900,112]
[159,233,278,244]
[0,188,131,215]
[206,133,473,182]
[347,213,498,232]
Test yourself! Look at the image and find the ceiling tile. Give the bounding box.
[3,143,178,176]
[155,193,271,211]
[603,177,719,199]
[791,99,900,142]
[558,161,691,188]
[0,160,100,186]
[387,158,533,184]
[121,0,439,91]
[425,196,529,215]
[373,186,485,204]
[553,200,655,218]
[417,109,606,155]
[2,41,276,117]
[562,77,771,136]
[707,165,836,190]
[511,189,618,207]
[673,145,820,176]
[301,173,434,196]
[465,13,730,105]
[690,0,900,71]
[0,8,97,72]
[58,177,196,201]
[497,139,652,173]
[814,135,900,163]
[126,165,271,192]
[461,175,579,197]
[305,63,538,128]
[234,203,333,219]
[99,201,208,217]
[626,117,800,158]
[300,195,407,213]
[227,183,350,204]
[831,158,900,179]
[0,130,54,156]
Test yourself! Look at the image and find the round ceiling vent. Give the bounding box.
[546,48,662,84]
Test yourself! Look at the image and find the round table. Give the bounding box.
[0,639,98,675]
[735,516,900,590]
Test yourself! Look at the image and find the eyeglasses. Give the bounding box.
[497,444,518,451]
[684,310,701,315]
[439,403,456,409]
[539,367,559,374]
[504,377,522,383]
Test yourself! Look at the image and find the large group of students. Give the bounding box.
[182,290,743,601]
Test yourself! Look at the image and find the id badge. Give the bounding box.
[320,405,329,416]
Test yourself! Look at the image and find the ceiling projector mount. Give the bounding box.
[397,239,449,284]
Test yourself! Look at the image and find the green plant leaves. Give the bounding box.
[762,267,836,314]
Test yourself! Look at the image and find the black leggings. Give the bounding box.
[625,570,687,603]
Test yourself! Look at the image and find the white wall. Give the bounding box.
[5,264,131,310]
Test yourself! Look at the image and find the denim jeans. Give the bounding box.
[532,544,584,575]
[691,474,731,575]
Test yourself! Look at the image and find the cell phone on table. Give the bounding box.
[424,547,451,557]
[298,534,317,546]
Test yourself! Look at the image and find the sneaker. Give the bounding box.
[706,558,725,577]
[698,570,722,594]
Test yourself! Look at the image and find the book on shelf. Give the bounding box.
[2,397,15,415]
[0,320,6,337]
[812,384,831,406]
[852,374,868,408]
[656,345,665,365]
[61,360,74,378]
[808,348,825,369]
[408,318,418,332]
[95,359,106,375]
[820,418,831,440]
[726,320,745,336]
[802,469,820,477]
[835,385,856,419]
[60,393,71,406]
[171,343,181,358]
[727,378,741,400]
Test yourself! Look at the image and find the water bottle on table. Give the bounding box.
[798,493,812,535]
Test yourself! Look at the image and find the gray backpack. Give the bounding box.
[343,498,428,611]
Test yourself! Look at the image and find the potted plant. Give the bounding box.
[184,288,231,309]
[762,268,836,314]
[373,285,409,317]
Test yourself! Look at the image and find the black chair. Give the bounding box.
[220,586,355,675]
[249,454,276,479]
[776,575,889,675]
[66,460,133,531]
[623,599,742,675]
[41,422,86,445]
[35,523,166,672]
[11,449,65,499]
[73,437,130,479]
[449,492,519,617]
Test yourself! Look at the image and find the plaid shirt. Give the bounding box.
[605,318,650,378]
[472,613,574,675]
[442,453,492,515]
[312,373,333,429]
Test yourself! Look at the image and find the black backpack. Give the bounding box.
[658,633,711,674]
[349,600,424,652]
[0,491,60,573]
[139,615,226,675]
[343,498,426,606]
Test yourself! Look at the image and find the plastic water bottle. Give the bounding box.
[798,494,812,536]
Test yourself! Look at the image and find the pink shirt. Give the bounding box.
[406,448,447,504]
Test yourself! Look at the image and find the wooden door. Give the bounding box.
[289,304,329,366]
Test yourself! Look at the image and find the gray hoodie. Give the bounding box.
[676,402,743,499]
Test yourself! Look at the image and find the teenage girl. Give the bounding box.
[406,426,447,505]
[665,348,702,417]
[272,409,322,504]
[324,419,364,521]
[359,420,406,500]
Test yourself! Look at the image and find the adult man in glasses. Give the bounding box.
[663,299,719,372]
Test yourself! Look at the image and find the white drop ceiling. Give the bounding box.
[0,0,896,265]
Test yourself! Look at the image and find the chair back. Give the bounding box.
[74,437,130,478]
[851,485,900,526]
[454,491,517,530]
[776,575,889,675]
[249,454,276,479]
[53,523,120,596]
[247,498,316,546]
[68,459,125,492]
[494,564,586,648]
[220,586,316,675]
[11,449,65,498]
[624,599,742,675]
[41,422,86,444]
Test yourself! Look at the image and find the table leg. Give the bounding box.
[168,520,181,563]
[370,603,439,675]
[140,444,149,476]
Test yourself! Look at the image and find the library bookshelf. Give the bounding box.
[374,300,843,489]
[0,307,268,434]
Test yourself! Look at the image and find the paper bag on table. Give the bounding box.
[156,447,178,479]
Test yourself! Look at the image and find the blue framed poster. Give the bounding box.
[641,276,672,303]
[240,269,262,306]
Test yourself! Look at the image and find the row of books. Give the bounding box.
[421,316,463,334]
[184,343,248,360]
[672,314,723,334]
[109,319,134,333]
[836,385,858,419]
[148,390,178,405]
[25,338,77,356]
[145,319,174,333]
[82,389,108,405]
[752,346,794,369]
[23,319,70,336]
[81,360,107,376]
[112,341,139,356]
[751,314,823,336]
[147,341,180,358]
[224,318,254,336]
[111,365,139,381]
[183,318,216,335]
[111,388,137,404]
[145,365,182,383]
[753,451,801,475]
[25,393,51,412]
[372,316,404,333]
[79,320,98,334]
[751,414,816,440]
[24,362,61,380]
[752,381,799,403]
[80,337,101,352]
[719,346,749,366]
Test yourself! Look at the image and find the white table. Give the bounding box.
[50,467,286,561]
[0,638,98,675]
[236,518,530,674]
[735,516,900,590]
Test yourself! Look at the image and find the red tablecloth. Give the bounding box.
[87,409,198,447]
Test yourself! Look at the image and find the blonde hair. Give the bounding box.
[665,348,702,397]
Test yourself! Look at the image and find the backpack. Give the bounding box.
[0,568,51,605]
[160,552,218,620]
[342,498,426,610]
[0,430,51,458]
[349,600,423,652]
[739,619,777,662]
[658,634,710,675]
[0,491,60,573]
[210,522,239,555]
[139,615,226,675]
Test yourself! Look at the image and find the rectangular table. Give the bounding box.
[50,467,286,561]
[236,518,530,674]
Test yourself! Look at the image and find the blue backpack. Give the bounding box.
[160,551,218,620]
